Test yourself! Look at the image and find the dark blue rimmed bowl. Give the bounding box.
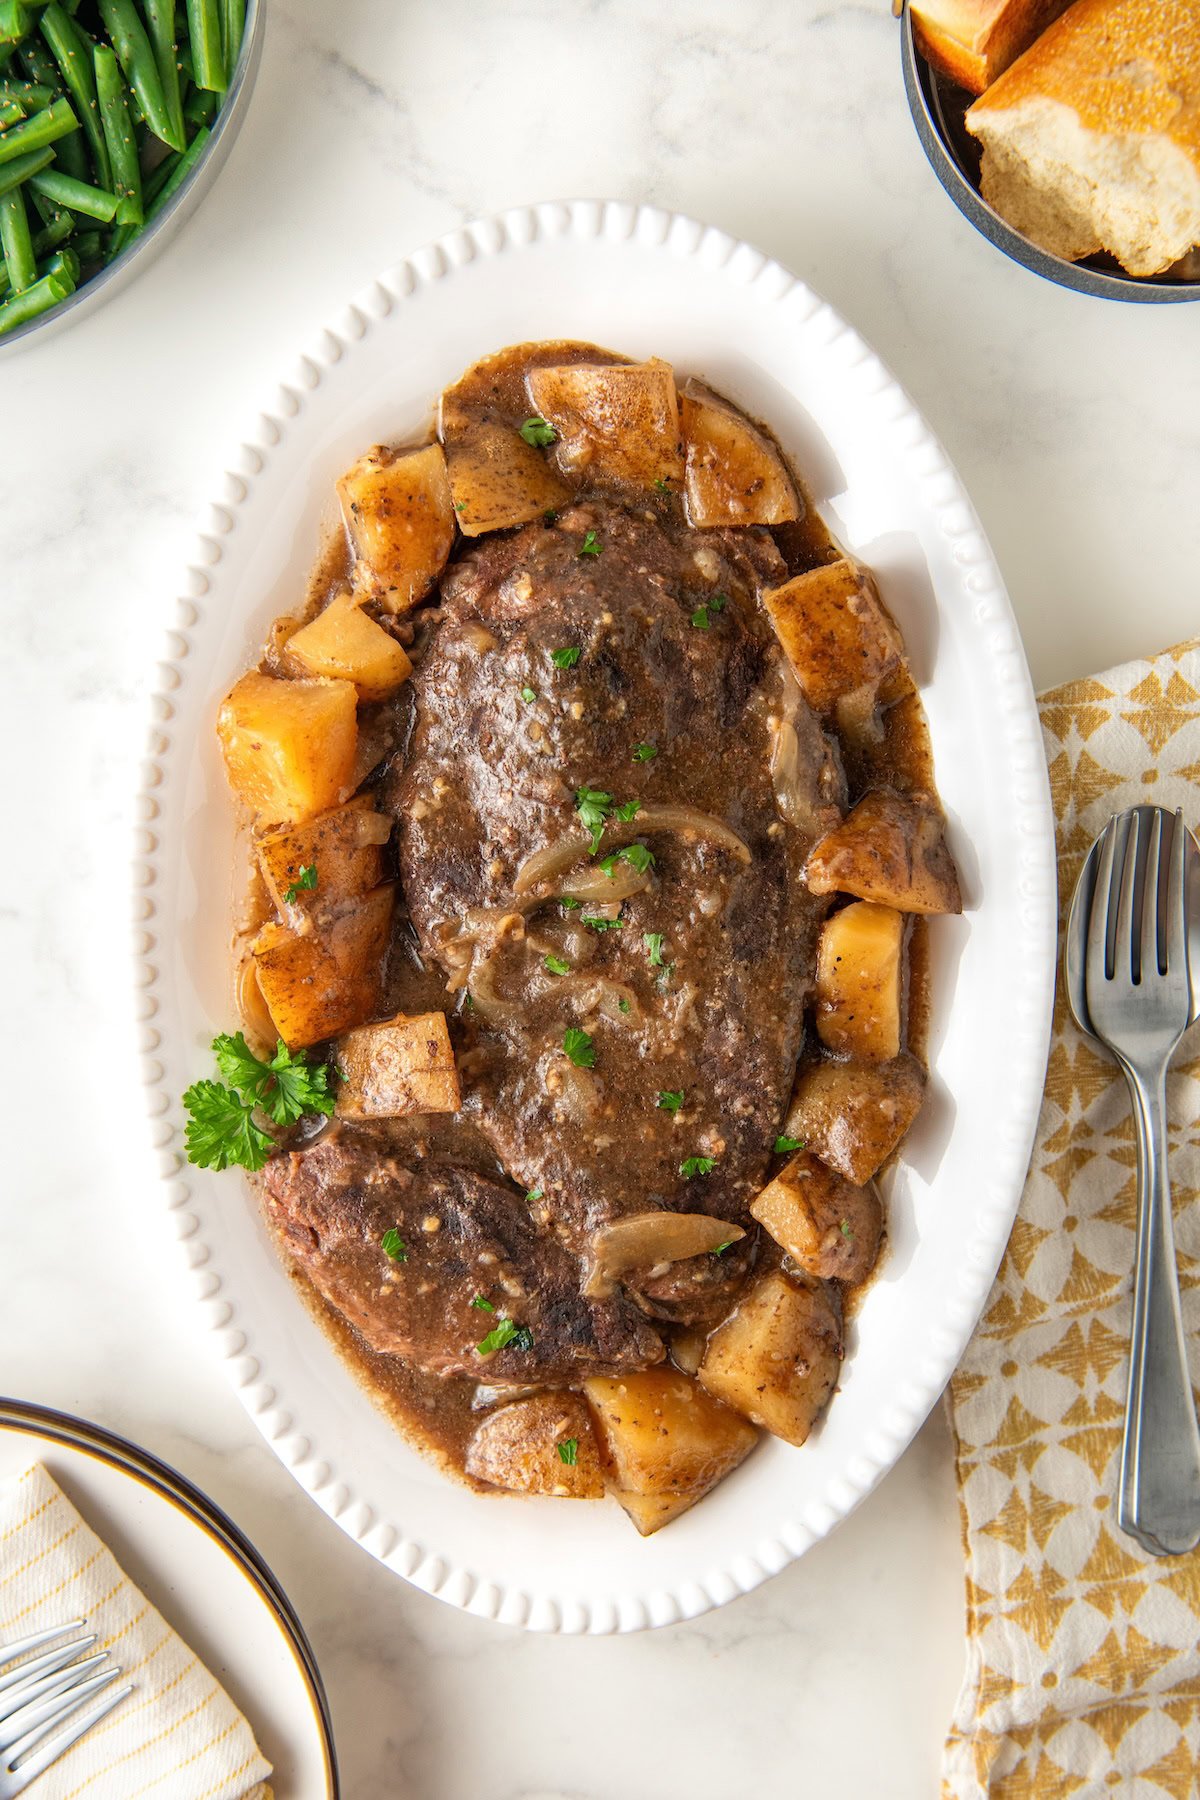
[900,0,1200,304]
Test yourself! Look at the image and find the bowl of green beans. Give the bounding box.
[0,0,262,349]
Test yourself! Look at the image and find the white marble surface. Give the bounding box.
[2,2,1197,1795]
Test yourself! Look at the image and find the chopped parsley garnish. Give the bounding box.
[691,605,712,630]
[563,1027,595,1068]
[552,646,582,670]
[711,593,727,613]
[680,1156,717,1179]
[520,685,537,704]
[644,932,665,967]
[713,1240,734,1256]
[579,530,602,557]
[470,1294,495,1312]
[840,1219,854,1239]
[527,1187,544,1203]
[775,1135,805,1154]
[600,843,654,878]
[576,786,613,853]
[632,742,658,762]
[581,914,624,931]
[520,415,557,447]
[381,1228,408,1263]
[614,799,642,822]
[653,477,671,493]
[284,863,318,904]
[476,1316,534,1357]
[463,992,475,1011]
[560,897,583,911]
[454,501,467,513]
[657,961,676,989]
[558,1438,579,1465]
[182,1082,274,1173]
[657,1090,684,1113]
[544,954,571,976]
[544,509,559,525]
[618,998,631,1014]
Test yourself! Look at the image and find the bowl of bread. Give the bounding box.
[901,0,1200,300]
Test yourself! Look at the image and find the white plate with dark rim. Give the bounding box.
[135,198,1057,1634]
[0,1399,337,1793]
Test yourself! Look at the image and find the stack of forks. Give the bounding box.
[0,1622,131,1796]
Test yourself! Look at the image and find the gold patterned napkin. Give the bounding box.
[943,640,1200,1798]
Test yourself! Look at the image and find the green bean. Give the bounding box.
[139,0,184,154]
[0,95,79,167]
[219,0,243,84]
[184,0,223,92]
[0,79,52,109]
[94,44,141,224]
[29,165,120,220]
[0,144,51,196]
[40,5,114,191]
[0,263,74,334]
[0,183,34,288]
[0,95,21,128]
[96,0,182,149]
[0,3,32,45]
[71,226,102,260]
[42,242,78,284]
[143,116,205,218]
[0,205,73,293]
[182,83,214,128]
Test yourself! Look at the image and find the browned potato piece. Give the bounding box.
[526,358,684,489]
[583,1370,757,1510]
[252,885,393,1048]
[806,789,962,915]
[443,420,571,536]
[338,443,455,611]
[785,1054,926,1185]
[609,1488,702,1537]
[217,672,358,826]
[814,901,905,1062]
[680,382,799,527]
[335,1010,461,1118]
[256,794,387,918]
[763,561,904,722]
[699,1272,842,1447]
[286,590,412,701]
[751,1152,882,1283]
[465,1393,604,1498]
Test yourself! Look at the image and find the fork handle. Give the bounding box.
[1118,1057,1200,1556]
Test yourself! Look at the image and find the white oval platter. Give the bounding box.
[135,199,1057,1635]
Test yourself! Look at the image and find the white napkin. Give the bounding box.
[0,1463,272,1800]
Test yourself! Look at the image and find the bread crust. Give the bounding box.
[911,0,1072,95]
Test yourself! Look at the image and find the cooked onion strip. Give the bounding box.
[514,806,751,893]
[585,1213,745,1296]
[632,804,751,862]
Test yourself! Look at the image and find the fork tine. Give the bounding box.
[1114,810,1141,983]
[0,1656,110,1748]
[2,1668,122,1766]
[0,1626,86,1674]
[1140,808,1164,980]
[0,1637,97,1700]
[1166,808,1187,976]
[5,1681,132,1791]
[1086,815,1121,997]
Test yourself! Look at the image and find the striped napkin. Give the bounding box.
[943,639,1200,1798]
[0,1462,272,1800]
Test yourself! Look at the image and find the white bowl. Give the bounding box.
[135,199,1057,1634]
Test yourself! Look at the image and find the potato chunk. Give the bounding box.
[217,672,358,826]
[526,358,683,489]
[465,1393,604,1498]
[699,1272,842,1447]
[441,419,571,537]
[806,789,962,915]
[252,885,393,1048]
[680,382,799,527]
[751,1152,882,1284]
[583,1368,756,1534]
[784,1054,926,1185]
[815,901,905,1062]
[764,561,904,724]
[335,1010,461,1118]
[256,795,388,918]
[286,590,412,701]
[338,442,455,612]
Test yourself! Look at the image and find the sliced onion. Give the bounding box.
[589,1213,744,1284]
[353,809,393,848]
[590,977,639,1023]
[515,805,749,896]
[633,804,752,863]
[771,718,805,828]
[560,865,648,903]
[556,1060,600,1123]
[514,834,592,893]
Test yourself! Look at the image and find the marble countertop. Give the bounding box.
[2,2,1197,1794]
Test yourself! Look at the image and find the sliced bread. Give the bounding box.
[966,0,1200,275]
[910,0,1073,95]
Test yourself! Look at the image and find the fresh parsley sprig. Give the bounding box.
[182,1033,336,1172]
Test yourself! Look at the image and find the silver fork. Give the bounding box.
[1065,804,1200,1556]
[0,1623,132,1796]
